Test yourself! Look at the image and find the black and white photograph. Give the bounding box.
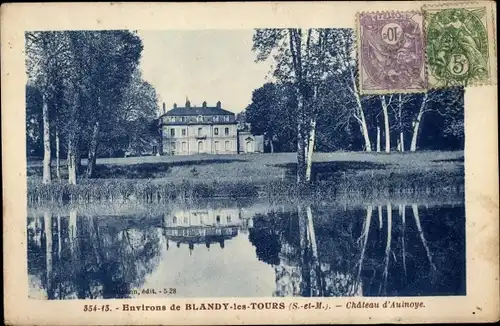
[24,28,467,299]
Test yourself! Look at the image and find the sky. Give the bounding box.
[137,30,272,114]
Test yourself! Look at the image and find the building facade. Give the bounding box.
[238,131,264,154]
[159,100,238,155]
[158,100,264,155]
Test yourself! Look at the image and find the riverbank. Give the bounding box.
[27,151,464,204]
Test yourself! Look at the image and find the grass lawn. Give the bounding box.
[27,151,464,204]
[28,150,464,183]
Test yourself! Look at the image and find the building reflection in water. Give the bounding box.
[27,201,465,299]
[163,207,253,253]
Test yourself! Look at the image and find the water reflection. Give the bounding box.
[28,199,465,299]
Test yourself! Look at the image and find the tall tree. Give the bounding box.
[245,83,279,152]
[326,29,372,152]
[252,29,337,183]
[245,82,298,153]
[391,94,414,152]
[100,69,159,157]
[26,32,73,183]
[81,31,143,178]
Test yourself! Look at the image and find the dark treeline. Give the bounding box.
[242,82,464,154]
[26,31,159,185]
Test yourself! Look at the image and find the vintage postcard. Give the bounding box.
[2,1,499,325]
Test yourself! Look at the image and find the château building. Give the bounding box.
[158,100,264,155]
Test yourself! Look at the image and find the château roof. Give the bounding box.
[162,106,235,117]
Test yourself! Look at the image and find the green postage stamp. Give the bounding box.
[424,2,497,88]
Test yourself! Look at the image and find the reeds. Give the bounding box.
[27,179,263,205]
[27,168,464,206]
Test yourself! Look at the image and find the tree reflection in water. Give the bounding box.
[27,201,465,299]
[248,203,465,297]
[28,210,163,299]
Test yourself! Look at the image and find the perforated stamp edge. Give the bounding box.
[356,10,428,96]
[422,1,498,89]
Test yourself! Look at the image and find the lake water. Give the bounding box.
[27,197,465,299]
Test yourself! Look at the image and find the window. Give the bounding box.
[182,129,186,136]
[182,142,187,152]
[214,127,219,135]
[224,116,230,122]
[184,217,188,224]
[172,216,177,224]
[181,116,186,122]
[227,216,231,222]
[213,116,219,122]
[171,142,176,150]
[216,215,221,224]
[170,128,175,137]
[198,128,202,136]
[214,141,219,152]
[225,141,230,151]
[224,127,229,136]
[197,115,203,122]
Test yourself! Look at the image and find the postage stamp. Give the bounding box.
[357,11,427,94]
[424,2,497,88]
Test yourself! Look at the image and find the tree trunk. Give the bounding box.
[410,93,428,152]
[305,205,321,296]
[350,70,372,152]
[42,95,51,184]
[376,125,381,152]
[57,214,62,257]
[359,109,372,152]
[67,135,77,185]
[86,121,100,178]
[69,209,77,252]
[397,94,404,153]
[55,129,61,180]
[399,131,405,152]
[44,211,53,298]
[305,117,316,182]
[400,204,407,276]
[75,137,82,174]
[378,205,383,229]
[381,202,392,294]
[380,96,390,153]
[296,93,307,184]
[357,205,373,287]
[412,204,436,270]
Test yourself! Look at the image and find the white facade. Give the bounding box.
[162,124,238,155]
[159,101,239,155]
[164,207,243,228]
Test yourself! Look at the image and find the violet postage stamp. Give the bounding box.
[357,11,427,94]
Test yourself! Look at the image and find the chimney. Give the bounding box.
[162,102,166,114]
[186,99,191,108]
[173,103,177,109]
[216,101,221,109]
[202,101,207,108]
